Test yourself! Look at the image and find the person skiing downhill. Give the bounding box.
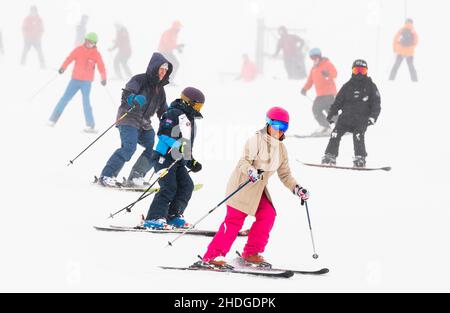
[109,23,132,80]
[389,18,419,82]
[273,26,307,80]
[21,5,45,68]
[48,32,106,132]
[200,107,310,267]
[301,48,338,135]
[322,60,381,168]
[99,53,172,188]
[143,87,205,230]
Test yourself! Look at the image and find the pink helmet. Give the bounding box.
[266,107,289,123]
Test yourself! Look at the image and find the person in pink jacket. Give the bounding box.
[158,21,184,82]
[48,32,107,132]
[20,6,45,68]
[201,107,310,267]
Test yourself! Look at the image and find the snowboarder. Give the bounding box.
[301,48,338,135]
[273,26,306,80]
[143,87,205,229]
[48,32,107,132]
[109,23,132,80]
[74,15,89,47]
[389,18,419,82]
[236,54,258,82]
[20,5,45,68]
[322,60,381,168]
[99,53,172,188]
[158,21,184,83]
[201,107,310,267]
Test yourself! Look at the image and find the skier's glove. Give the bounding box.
[127,94,147,109]
[58,68,65,74]
[321,70,330,78]
[248,167,261,183]
[294,185,310,205]
[187,159,202,173]
[368,117,375,126]
[101,80,107,86]
[301,89,307,96]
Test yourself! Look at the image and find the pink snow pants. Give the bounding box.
[203,193,276,261]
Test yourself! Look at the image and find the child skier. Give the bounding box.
[201,107,310,267]
[143,87,205,230]
[322,59,381,168]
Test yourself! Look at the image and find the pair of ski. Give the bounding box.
[161,253,329,279]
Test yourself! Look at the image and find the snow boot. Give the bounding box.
[142,218,173,230]
[353,156,366,168]
[242,254,272,268]
[167,215,191,229]
[83,126,98,134]
[123,176,149,188]
[321,153,337,166]
[99,176,119,188]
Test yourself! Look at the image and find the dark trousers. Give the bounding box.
[283,54,306,80]
[313,95,335,128]
[100,125,155,179]
[146,156,194,220]
[389,55,418,82]
[325,120,368,157]
[21,39,45,68]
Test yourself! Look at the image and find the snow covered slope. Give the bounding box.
[0,0,449,292]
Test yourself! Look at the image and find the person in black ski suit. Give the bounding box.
[322,60,381,168]
[143,87,205,230]
[99,52,172,187]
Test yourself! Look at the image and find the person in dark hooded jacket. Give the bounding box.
[322,60,381,168]
[143,87,205,230]
[99,52,172,187]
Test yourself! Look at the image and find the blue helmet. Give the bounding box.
[309,48,322,58]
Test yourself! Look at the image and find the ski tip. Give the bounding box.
[318,268,330,274]
[382,167,392,171]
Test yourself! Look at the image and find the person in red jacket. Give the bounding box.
[20,5,45,68]
[109,23,132,80]
[273,26,307,80]
[48,33,107,132]
[158,21,184,82]
[301,48,338,135]
[236,54,258,82]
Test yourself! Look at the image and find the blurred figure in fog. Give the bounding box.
[48,33,107,133]
[0,30,4,55]
[236,54,258,82]
[109,23,132,80]
[21,5,45,68]
[389,18,418,82]
[301,48,338,135]
[158,21,184,83]
[273,26,306,80]
[74,15,89,47]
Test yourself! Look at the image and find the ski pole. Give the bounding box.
[67,104,136,166]
[28,73,59,102]
[104,85,118,107]
[167,178,252,248]
[108,158,181,219]
[303,201,319,259]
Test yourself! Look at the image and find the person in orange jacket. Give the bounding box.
[48,32,107,132]
[158,21,184,82]
[236,54,258,82]
[389,18,418,82]
[20,5,45,68]
[301,48,338,135]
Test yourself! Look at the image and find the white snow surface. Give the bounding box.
[0,0,449,292]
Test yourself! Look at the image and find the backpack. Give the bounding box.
[399,28,415,47]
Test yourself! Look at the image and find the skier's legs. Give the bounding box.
[242,193,276,257]
[389,55,404,80]
[21,40,31,65]
[121,55,132,77]
[146,159,179,220]
[203,206,247,261]
[113,54,123,79]
[127,129,156,180]
[283,56,294,79]
[168,165,194,218]
[406,56,418,82]
[100,125,139,177]
[49,79,81,123]
[80,81,94,127]
[33,41,45,68]
[353,124,368,157]
[324,122,348,157]
[313,96,335,128]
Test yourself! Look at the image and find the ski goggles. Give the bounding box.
[266,117,289,132]
[192,102,204,112]
[352,67,368,75]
